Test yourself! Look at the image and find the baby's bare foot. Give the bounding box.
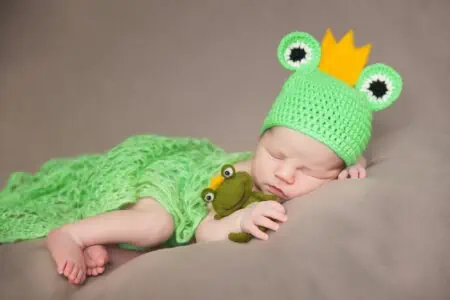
[83,245,109,276]
[45,228,86,285]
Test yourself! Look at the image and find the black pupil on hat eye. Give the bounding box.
[225,171,230,176]
[290,47,306,62]
[369,80,388,98]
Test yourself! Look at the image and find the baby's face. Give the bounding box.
[251,127,344,201]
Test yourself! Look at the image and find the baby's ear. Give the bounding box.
[355,63,403,112]
[277,32,321,72]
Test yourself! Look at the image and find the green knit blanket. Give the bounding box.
[0,135,251,247]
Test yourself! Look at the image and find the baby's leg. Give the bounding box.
[45,198,173,285]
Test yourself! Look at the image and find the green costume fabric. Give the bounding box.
[0,135,251,247]
[261,30,403,166]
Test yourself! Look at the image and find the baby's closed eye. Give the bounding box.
[270,152,286,160]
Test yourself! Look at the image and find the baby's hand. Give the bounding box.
[240,201,287,240]
[338,163,367,179]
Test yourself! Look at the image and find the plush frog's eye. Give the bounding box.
[221,164,235,179]
[356,63,403,112]
[201,188,215,203]
[277,32,321,72]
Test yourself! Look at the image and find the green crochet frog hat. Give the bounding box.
[261,28,403,166]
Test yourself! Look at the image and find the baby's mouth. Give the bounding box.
[268,185,287,199]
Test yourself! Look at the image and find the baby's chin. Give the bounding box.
[275,187,310,201]
[276,191,295,202]
[263,184,291,201]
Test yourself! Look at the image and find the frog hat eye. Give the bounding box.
[201,188,216,203]
[356,63,403,111]
[277,31,321,72]
[221,164,235,179]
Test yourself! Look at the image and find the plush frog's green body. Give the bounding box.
[201,164,279,243]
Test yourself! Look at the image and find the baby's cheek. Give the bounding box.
[260,157,276,176]
[295,176,327,195]
[253,159,269,184]
[286,177,307,198]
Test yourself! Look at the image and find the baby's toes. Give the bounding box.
[96,266,105,275]
[63,261,74,277]
[74,269,86,285]
[71,269,82,285]
[56,261,67,275]
[68,264,80,282]
[91,268,98,276]
[96,256,107,267]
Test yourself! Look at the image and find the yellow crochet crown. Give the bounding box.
[318,28,372,86]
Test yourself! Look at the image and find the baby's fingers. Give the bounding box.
[255,216,280,232]
[263,209,287,223]
[338,169,349,180]
[349,166,367,179]
[359,167,367,178]
[246,223,269,240]
[266,201,286,213]
[349,167,359,179]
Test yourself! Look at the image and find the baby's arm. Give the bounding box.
[195,210,244,242]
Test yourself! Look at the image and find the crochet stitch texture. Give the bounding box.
[0,135,251,247]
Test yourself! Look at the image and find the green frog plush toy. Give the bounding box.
[201,164,280,243]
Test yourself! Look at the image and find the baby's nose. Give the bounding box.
[275,168,295,185]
